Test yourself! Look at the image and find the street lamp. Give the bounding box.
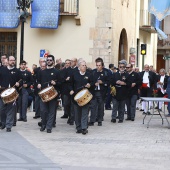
[17,0,33,62]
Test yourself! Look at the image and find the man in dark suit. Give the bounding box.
[110,60,131,123]
[33,58,46,119]
[0,56,22,132]
[126,63,142,121]
[105,64,114,110]
[139,64,157,114]
[18,60,33,122]
[88,60,110,126]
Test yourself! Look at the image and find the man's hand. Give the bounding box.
[131,83,136,87]
[70,90,74,95]
[15,82,19,87]
[51,80,56,85]
[85,83,90,88]
[37,84,41,89]
[66,77,70,81]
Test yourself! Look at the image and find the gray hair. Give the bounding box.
[118,59,127,66]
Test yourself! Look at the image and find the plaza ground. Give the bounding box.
[0,107,170,170]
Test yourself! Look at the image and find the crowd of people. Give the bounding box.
[0,53,170,134]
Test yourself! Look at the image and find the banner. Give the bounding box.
[31,0,60,29]
[0,0,19,28]
[149,0,170,21]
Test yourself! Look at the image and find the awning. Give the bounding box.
[149,0,170,21]
[0,0,19,28]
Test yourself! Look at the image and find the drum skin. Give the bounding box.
[0,88,19,104]
[38,86,58,102]
[74,89,93,106]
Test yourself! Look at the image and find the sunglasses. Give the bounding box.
[47,59,53,61]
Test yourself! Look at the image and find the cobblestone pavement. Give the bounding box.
[1,108,170,170]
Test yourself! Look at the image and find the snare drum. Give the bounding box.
[38,86,58,102]
[1,87,19,104]
[74,89,93,106]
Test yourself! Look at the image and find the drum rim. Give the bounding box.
[0,87,16,97]
[38,86,54,95]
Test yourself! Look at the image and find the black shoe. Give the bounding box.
[126,118,131,121]
[69,122,74,125]
[38,122,42,127]
[111,119,116,123]
[18,118,23,121]
[23,119,27,122]
[6,128,11,132]
[98,122,102,126]
[88,122,94,126]
[1,125,5,129]
[131,118,134,121]
[82,129,88,135]
[40,126,45,132]
[147,111,151,115]
[33,116,40,119]
[47,129,52,133]
[118,120,123,123]
[67,119,70,124]
[140,109,144,111]
[61,115,68,119]
[76,129,82,133]
[142,112,146,115]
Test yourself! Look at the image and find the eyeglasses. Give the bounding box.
[47,59,53,61]
[126,67,130,68]
[119,66,125,68]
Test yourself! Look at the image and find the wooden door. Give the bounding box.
[157,55,165,72]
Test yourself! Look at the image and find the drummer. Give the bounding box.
[37,55,61,133]
[69,60,93,135]
[0,56,22,132]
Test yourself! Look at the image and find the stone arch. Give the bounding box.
[118,28,128,61]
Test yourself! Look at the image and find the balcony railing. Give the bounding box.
[28,0,79,16]
[60,0,79,16]
[158,34,170,47]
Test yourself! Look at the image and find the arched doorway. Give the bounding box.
[118,29,128,61]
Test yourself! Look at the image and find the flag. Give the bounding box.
[149,0,170,21]
[31,0,60,29]
[0,0,19,28]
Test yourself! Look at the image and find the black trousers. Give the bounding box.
[40,97,57,130]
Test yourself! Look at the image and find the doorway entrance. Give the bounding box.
[118,29,128,61]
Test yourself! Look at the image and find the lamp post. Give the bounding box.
[17,0,33,62]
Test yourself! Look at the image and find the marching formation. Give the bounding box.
[0,54,169,134]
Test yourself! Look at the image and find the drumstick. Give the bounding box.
[12,79,22,88]
[43,79,57,84]
[77,85,85,90]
